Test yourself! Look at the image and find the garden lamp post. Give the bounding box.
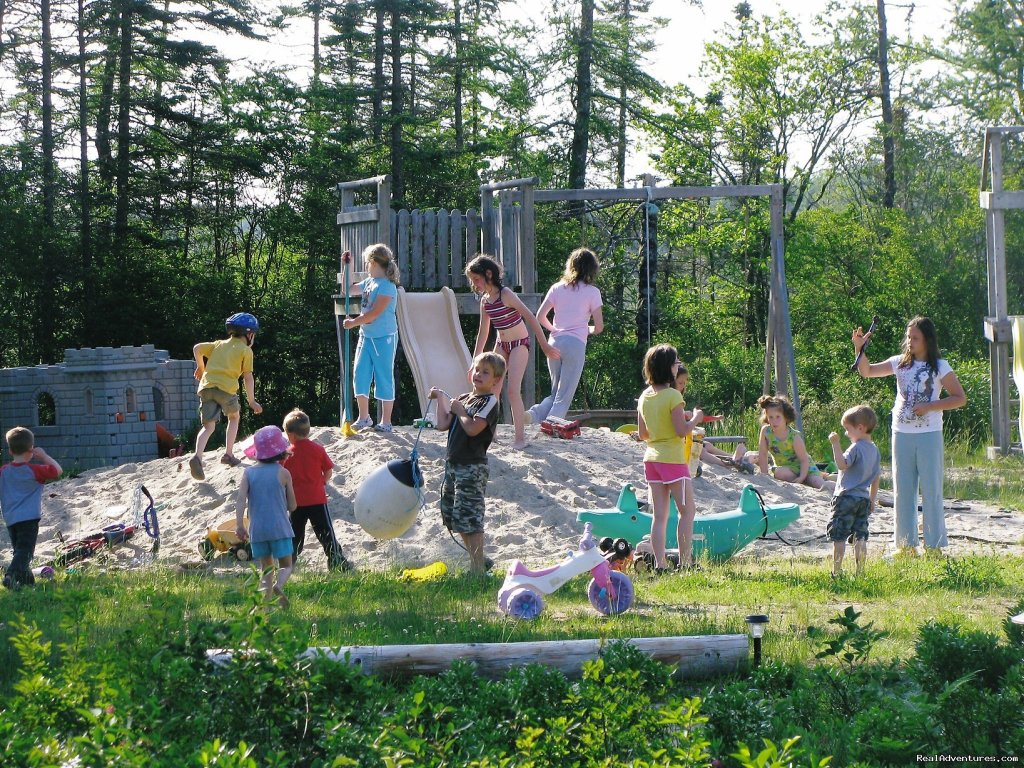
[745,614,769,667]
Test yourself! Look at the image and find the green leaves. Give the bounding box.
[808,605,888,669]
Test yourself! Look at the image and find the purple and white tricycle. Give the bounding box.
[497,523,635,619]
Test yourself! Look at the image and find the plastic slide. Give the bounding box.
[1013,316,1024,446]
[396,287,474,417]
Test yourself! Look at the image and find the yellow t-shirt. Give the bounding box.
[638,386,685,464]
[196,337,253,395]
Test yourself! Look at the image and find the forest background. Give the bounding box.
[1,0,1022,451]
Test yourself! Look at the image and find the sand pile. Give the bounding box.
[22,425,1024,572]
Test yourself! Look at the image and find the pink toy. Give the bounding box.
[497,523,635,619]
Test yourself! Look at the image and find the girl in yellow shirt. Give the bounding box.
[637,344,703,571]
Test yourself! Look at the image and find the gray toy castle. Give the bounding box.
[0,345,198,471]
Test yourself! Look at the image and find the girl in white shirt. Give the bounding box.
[852,316,966,555]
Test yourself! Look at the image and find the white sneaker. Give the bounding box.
[522,410,535,426]
[352,417,373,430]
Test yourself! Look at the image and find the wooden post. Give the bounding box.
[982,128,1014,457]
[637,175,658,348]
[770,186,802,430]
[377,175,392,250]
[522,181,536,294]
[208,634,750,680]
[522,181,537,408]
[480,184,495,255]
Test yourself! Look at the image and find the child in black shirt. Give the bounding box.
[429,352,506,573]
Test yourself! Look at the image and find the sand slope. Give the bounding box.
[21,425,1024,572]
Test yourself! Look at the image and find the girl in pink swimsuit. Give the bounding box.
[465,255,559,449]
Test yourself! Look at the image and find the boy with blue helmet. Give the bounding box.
[189,313,263,481]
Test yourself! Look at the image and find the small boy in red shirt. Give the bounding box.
[281,410,351,571]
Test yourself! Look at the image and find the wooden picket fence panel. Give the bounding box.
[390,208,486,291]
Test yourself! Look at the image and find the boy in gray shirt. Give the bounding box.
[827,405,881,578]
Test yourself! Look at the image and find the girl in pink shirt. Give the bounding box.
[526,248,603,424]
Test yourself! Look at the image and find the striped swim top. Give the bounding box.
[483,289,524,331]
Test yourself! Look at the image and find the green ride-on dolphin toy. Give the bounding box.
[576,484,800,563]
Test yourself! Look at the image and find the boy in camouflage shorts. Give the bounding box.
[429,352,506,574]
[826,405,881,578]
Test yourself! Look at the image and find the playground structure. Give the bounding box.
[334,174,801,426]
[0,345,197,470]
[980,127,1024,457]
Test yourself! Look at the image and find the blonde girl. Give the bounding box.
[528,247,604,424]
[343,243,401,432]
[754,394,828,490]
[465,255,560,450]
[637,344,702,571]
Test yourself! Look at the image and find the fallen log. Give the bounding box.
[207,634,749,680]
[874,491,970,511]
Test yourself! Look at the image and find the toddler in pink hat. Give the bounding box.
[236,426,297,606]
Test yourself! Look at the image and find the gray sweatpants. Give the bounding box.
[892,429,947,549]
[528,335,587,422]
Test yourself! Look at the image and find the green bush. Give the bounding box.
[702,681,776,757]
[848,695,936,766]
[941,357,992,446]
[913,620,1021,693]
[936,554,1006,592]
[1005,598,1024,647]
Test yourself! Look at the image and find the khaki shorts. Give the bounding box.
[199,387,240,423]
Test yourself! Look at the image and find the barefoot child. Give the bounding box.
[235,426,297,606]
[826,405,881,578]
[430,352,506,573]
[755,394,829,491]
[637,344,702,571]
[465,255,560,450]
[673,365,752,472]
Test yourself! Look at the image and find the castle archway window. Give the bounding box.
[152,387,166,421]
[37,392,57,426]
[85,388,94,416]
[125,387,136,414]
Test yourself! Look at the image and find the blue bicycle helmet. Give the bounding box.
[225,312,259,333]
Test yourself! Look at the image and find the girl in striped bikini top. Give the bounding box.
[483,291,524,331]
[464,254,560,450]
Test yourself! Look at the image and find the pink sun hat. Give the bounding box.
[244,426,291,460]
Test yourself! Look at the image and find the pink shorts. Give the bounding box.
[644,461,691,485]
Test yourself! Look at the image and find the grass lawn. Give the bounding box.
[2,550,1021,684]
[1,454,1022,766]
